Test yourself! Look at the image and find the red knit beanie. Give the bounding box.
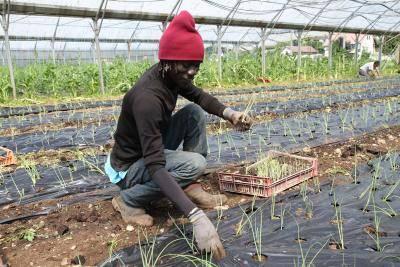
[158,11,204,61]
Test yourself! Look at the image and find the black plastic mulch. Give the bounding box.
[2,89,400,154]
[2,77,399,130]
[0,76,392,118]
[98,153,400,267]
[1,98,400,211]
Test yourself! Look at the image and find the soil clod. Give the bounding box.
[252,253,268,262]
[56,224,69,236]
[71,255,86,265]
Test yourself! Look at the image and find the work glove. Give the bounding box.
[189,208,226,260]
[223,107,253,131]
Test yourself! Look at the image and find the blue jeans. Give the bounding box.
[116,104,208,208]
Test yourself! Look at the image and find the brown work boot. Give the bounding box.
[112,196,154,226]
[184,183,227,209]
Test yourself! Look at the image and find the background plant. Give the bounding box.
[1,51,398,103]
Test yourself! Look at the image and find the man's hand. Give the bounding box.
[189,209,226,260]
[223,108,253,131]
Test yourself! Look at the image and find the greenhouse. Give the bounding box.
[0,0,400,266]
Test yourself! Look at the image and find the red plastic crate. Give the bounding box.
[217,150,318,197]
[0,147,16,166]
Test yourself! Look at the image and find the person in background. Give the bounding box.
[359,60,380,78]
[104,10,253,259]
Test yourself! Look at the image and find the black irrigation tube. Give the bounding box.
[1,98,400,208]
[98,153,400,266]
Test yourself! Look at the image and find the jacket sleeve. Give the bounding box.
[179,83,226,117]
[132,92,165,176]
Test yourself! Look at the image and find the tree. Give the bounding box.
[302,37,324,53]
[383,35,400,55]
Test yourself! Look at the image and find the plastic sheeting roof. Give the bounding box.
[1,0,400,50]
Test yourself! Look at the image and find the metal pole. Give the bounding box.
[0,42,5,65]
[92,18,105,94]
[136,43,140,62]
[235,41,239,60]
[127,41,131,61]
[51,40,55,64]
[328,32,333,77]
[62,42,67,64]
[260,27,267,77]
[3,28,16,99]
[354,33,359,70]
[91,42,96,63]
[1,0,16,99]
[378,35,384,63]
[342,34,346,49]
[114,43,118,60]
[297,30,302,81]
[217,25,222,81]
[52,18,60,64]
[153,50,157,63]
[162,0,182,32]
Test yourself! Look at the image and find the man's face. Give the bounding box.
[168,61,201,88]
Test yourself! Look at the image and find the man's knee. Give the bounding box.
[185,103,205,123]
[186,153,207,177]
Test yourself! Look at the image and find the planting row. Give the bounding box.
[208,75,389,96]
[1,106,120,130]
[206,82,400,124]
[0,99,121,118]
[206,99,400,164]
[215,77,400,105]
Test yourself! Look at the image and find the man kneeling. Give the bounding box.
[104,11,252,259]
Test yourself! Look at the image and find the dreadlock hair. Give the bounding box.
[158,60,177,78]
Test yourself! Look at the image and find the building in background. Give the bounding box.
[281,45,320,58]
[323,33,376,58]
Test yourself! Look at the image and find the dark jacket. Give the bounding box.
[110,63,226,175]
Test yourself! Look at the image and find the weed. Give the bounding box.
[19,228,36,242]
[107,237,120,261]
[326,166,350,176]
